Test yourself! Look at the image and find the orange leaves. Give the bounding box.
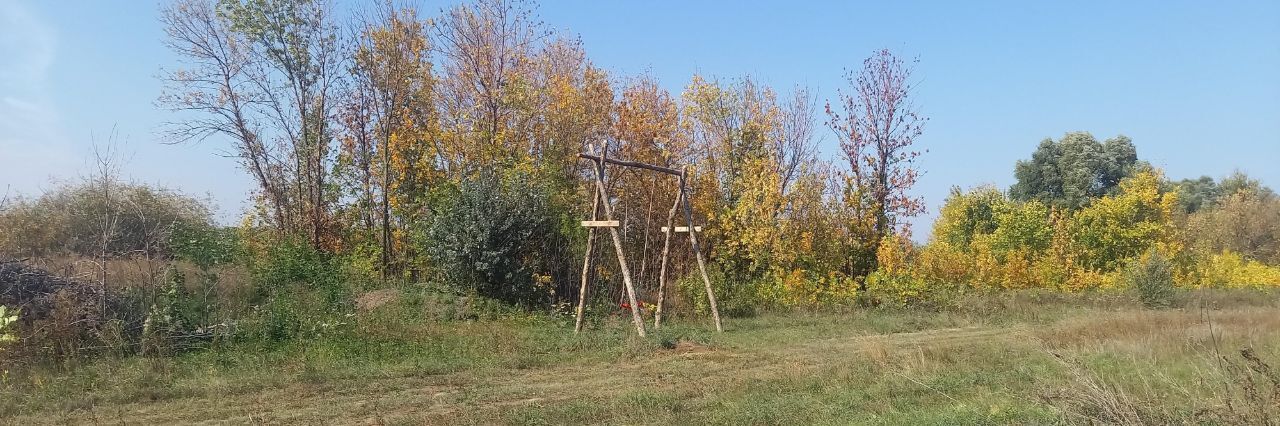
[614,76,683,167]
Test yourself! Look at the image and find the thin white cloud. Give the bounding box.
[0,0,73,194]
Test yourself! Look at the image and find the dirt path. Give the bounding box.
[11,323,1030,425]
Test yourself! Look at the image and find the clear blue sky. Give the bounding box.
[3,0,1278,235]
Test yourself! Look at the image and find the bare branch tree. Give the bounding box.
[89,129,125,316]
[777,85,820,197]
[826,49,927,282]
[159,0,292,230]
[161,0,344,249]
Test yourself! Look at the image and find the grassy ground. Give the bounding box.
[2,289,1278,425]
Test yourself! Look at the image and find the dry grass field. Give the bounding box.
[2,290,1277,425]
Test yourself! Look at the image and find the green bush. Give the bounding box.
[169,223,240,269]
[250,239,347,307]
[167,225,241,332]
[0,306,16,347]
[245,239,352,342]
[1125,250,1176,308]
[420,171,577,307]
[677,265,758,318]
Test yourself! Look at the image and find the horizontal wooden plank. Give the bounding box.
[661,226,703,233]
[581,220,620,227]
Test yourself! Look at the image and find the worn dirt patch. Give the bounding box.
[666,340,714,355]
[356,289,401,312]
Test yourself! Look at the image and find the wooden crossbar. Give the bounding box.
[660,226,702,233]
[580,220,620,227]
[576,153,682,176]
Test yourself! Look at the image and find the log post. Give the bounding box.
[587,143,647,337]
[680,170,723,332]
[574,171,602,334]
[653,185,681,329]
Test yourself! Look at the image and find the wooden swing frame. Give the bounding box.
[574,142,723,336]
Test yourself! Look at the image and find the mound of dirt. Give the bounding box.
[356,288,401,312]
[665,340,713,355]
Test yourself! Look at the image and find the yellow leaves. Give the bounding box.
[615,76,683,166]
[910,168,1280,296]
[1186,251,1280,289]
[711,154,788,274]
[236,208,273,261]
[914,171,1184,293]
[1070,170,1178,272]
[385,119,438,214]
[865,269,929,307]
[875,234,912,276]
[758,268,858,308]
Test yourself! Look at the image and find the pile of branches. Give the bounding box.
[0,258,124,357]
[0,258,118,318]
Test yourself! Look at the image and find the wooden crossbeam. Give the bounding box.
[580,220,620,227]
[660,226,703,233]
[576,153,682,176]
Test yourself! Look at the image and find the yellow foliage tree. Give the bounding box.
[678,75,834,309]
[1187,251,1280,288]
[1069,169,1180,273]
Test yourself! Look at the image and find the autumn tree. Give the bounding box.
[1179,171,1278,264]
[341,1,436,279]
[1186,184,1280,264]
[679,75,827,310]
[160,0,343,250]
[681,76,779,281]
[931,185,1007,251]
[1069,169,1179,272]
[414,0,616,301]
[432,0,549,175]
[826,49,927,285]
[611,75,687,287]
[522,36,615,193]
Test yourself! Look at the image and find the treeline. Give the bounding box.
[151,0,1279,312]
[152,0,930,314]
[1,0,1278,359]
[890,133,1280,307]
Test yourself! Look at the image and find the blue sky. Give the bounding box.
[2,0,1278,235]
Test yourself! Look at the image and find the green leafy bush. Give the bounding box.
[0,306,16,347]
[676,264,762,318]
[250,238,347,307]
[245,238,352,342]
[1125,250,1176,308]
[169,223,240,269]
[420,171,577,307]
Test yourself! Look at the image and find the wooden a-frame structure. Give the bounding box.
[574,142,723,336]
